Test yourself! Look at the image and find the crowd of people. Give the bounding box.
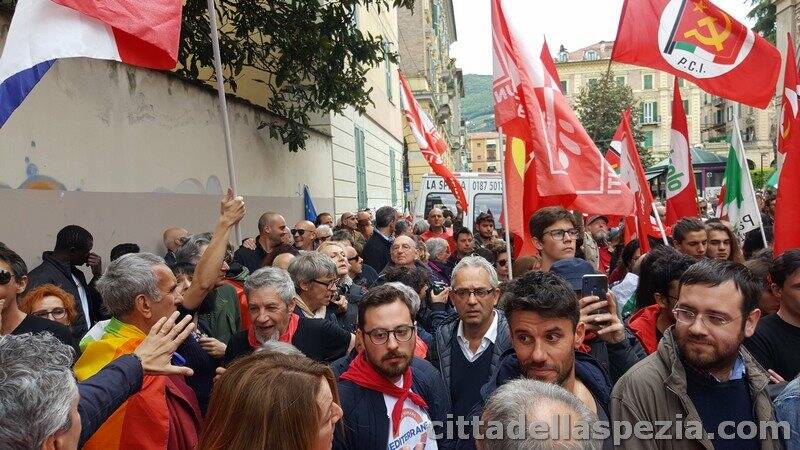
[1,189,799,449]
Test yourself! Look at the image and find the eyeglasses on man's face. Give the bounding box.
[543,228,579,241]
[452,287,495,300]
[363,324,416,345]
[672,308,739,328]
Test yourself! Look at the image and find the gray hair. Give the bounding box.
[255,340,304,356]
[480,379,600,450]
[315,224,333,238]
[452,255,500,288]
[174,232,212,266]
[0,333,79,450]
[98,252,165,318]
[385,282,421,314]
[425,237,449,260]
[413,219,430,235]
[287,252,338,292]
[244,267,296,306]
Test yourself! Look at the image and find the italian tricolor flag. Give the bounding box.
[717,118,763,237]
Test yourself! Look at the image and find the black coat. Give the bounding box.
[27,252,105,341]
[361,232,392,274]
[333,356,456,450]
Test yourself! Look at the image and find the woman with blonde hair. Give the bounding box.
[19,283,78,328]
[198,352,343,450]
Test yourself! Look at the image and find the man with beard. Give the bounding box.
[612,259,780,450]
[460,270,613,450]
[224,267,354,364]
[585,215,612,273]
[334,285,454,450]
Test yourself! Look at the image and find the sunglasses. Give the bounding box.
[348,256,360,262]
[291,229,307,236]
[0,270,11,285]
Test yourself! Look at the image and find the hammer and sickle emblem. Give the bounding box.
[683,13,732,52]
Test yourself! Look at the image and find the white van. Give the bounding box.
[414,173,504,232]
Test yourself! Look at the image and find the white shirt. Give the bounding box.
[456,310,499,362]
[72,273,91,326]
[383,379,438,450]
[311,304,327,319]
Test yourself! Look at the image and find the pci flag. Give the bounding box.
[491,0,634,231]
[399,69,468,211]
[778,33,800,173]
[665,78,699,225]
[774,34,800,255]
[0,0,182,128]
[612,0,780,109]
[618,110,655,253]
[718,118,762,236]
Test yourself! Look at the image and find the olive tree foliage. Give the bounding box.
[177,0,414,152]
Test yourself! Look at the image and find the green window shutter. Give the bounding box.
[654,101,659,122]
[644,131,654,148]
[389,149,397,206]
[355,127,368,209]
[384,41,393,101]
[644,74,653,90]
[615,76,625,86]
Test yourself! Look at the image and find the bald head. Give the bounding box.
[390,235,419,268]
[272,252,296,270]
[258,212,288,246]
[293,220,317,251]
[163,227,188,252]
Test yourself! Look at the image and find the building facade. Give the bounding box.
[467,132,500,173]
[555,41,777,167]
[398,0,467,209]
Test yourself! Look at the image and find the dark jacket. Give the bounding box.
[427,310,512,392]
[78,354,143,447]
[233,240,298,273]
[456,349,613,450]
[361,232,392,274]
[585,328,647,383]
[427,260,453,286]
[28,251,105,340]
[352,263,379,289]
[333,356,456,450]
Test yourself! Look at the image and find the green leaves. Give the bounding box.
[176,0,413,152]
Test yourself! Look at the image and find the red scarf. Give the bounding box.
[247,313,300,350]
[340,352,428,435]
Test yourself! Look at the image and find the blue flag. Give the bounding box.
[304,185,317,222]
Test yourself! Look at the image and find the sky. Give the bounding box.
[450,0,758,75]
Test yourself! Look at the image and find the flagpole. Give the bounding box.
[734,104,768,248]
[651,201,670,246]
[206,0,242,245]
[498,130,514,280]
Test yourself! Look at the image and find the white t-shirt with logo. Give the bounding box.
[383,379,438,450]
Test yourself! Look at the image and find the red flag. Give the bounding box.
[52,0,183,69]
[619,110,654,253]
[612,0,780,109]
[665,78,699,225]
[492,0,633,257]
[774,34,800,255]
[399,70,468,211]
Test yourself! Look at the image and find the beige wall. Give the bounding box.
[0,14,337,269]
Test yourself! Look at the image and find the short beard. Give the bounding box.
[367,350,411,380]
[256,330,280,346]
[592,231,609,245]
[676,325,744,376]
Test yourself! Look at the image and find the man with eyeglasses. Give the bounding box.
[529,206,580,271]
[334,284,454,450]
[291,220,317,252]
[612,259,780,449]
[427,255,511,420]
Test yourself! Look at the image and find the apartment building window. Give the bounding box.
[487,145,497,161]
[432,1,440,35]
[643,131,654,148]
[726,106,734,122]
[678,78,685,87]
[354,126,368,209]
[558,51,569,63]
[389,148,397,205]
[643,74,653,90]
[640,101,659,124]
[587,78,599,89]
[716,109,724,124]
[584,50,599,61]
[683,100,689,113]
[383,40,393,102]
[560,80,568,94]
[616,76,625,87]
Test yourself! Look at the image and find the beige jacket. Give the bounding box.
[611,329,781,450]
[582,231,600,270]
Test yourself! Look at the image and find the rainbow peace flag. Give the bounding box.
[74,318,171,450]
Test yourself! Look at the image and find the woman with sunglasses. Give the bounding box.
[486,240,510,281]
[19,284,78,328]
[0,244,79,358]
